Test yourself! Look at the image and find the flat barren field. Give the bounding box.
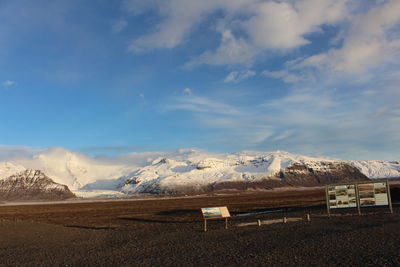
[0,188,399,266]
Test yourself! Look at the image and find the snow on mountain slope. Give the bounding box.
[120,150,400,194]
[120,151,345,194]
[349,160,400,178]
[0,147,399,196]
[0,162,26,179]
[0,169,75,200]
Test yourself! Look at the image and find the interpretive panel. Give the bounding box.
[201,207,230,219]
[358,182,389,207]
[328,184,357,209]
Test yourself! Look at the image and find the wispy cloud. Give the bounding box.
[125,0,350,66]
[111,18,128,34]
[183,88,193,95]
[164,71,400,159]
[0,145,44,161]
[262,70,311,84]
[186,29,261,67]
[124,0,400,89]
[224,70,256,83]
[167,94,241,116]
[2,80,15,86]
[267,0,400,83]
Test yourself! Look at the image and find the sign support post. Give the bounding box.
[325,186,330,217]
[201,207,231,232]
[327,180,391,216]
[386,179,393,214]
[355,184,362,216]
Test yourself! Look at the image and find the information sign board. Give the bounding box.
[326,180,392,215]
[201,206,231,231]
[358,182,389,207]
[201,207,230,219]
[327,184,357,209]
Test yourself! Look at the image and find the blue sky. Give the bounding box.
[1,0,400,160]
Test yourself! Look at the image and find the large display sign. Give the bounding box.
[358,182,389,207]
[201,207,230,219]
[328,184,357,209]
[326,180,392,215]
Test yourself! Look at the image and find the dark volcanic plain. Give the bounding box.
[1,187,400,266]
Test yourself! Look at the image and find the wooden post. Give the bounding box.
[386,179,393,214]
[325,185,331,217]
[225,218,228,229]
[204,219,207,232]
[355,183,362,216]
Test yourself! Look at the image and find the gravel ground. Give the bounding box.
[0,189,399,266]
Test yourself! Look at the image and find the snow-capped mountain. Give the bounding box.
[0,169,75,200]
[120,151,369,194]
[0,148,399,197]
[349,160,400,178]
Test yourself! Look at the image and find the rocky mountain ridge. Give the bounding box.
[120,153,371,194]
[0,169,75,200]
[0,148,399,197]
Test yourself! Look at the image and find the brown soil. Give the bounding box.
[0,188,399,266]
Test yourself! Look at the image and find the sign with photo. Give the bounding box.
[201,207,231,219]
[358,182,389,207]
[328,184,357,209]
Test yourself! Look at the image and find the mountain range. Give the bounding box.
[0,147,399,200]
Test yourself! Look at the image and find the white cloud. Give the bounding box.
[262,70,311,83]
[2,80,15,86]
[167,95,240,116]
[125,0,349,65]
[243,0,348,50]
[186,29,261,67]
[0,145,44,161]
[183,88,193,95]
[126,0,232,52]
[224,70,256,83]
[111,18,128,34]
[276,0,400,80]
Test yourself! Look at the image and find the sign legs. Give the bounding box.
[355,184,362,216]
[325,186,331,217]
[386,180,393,214]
